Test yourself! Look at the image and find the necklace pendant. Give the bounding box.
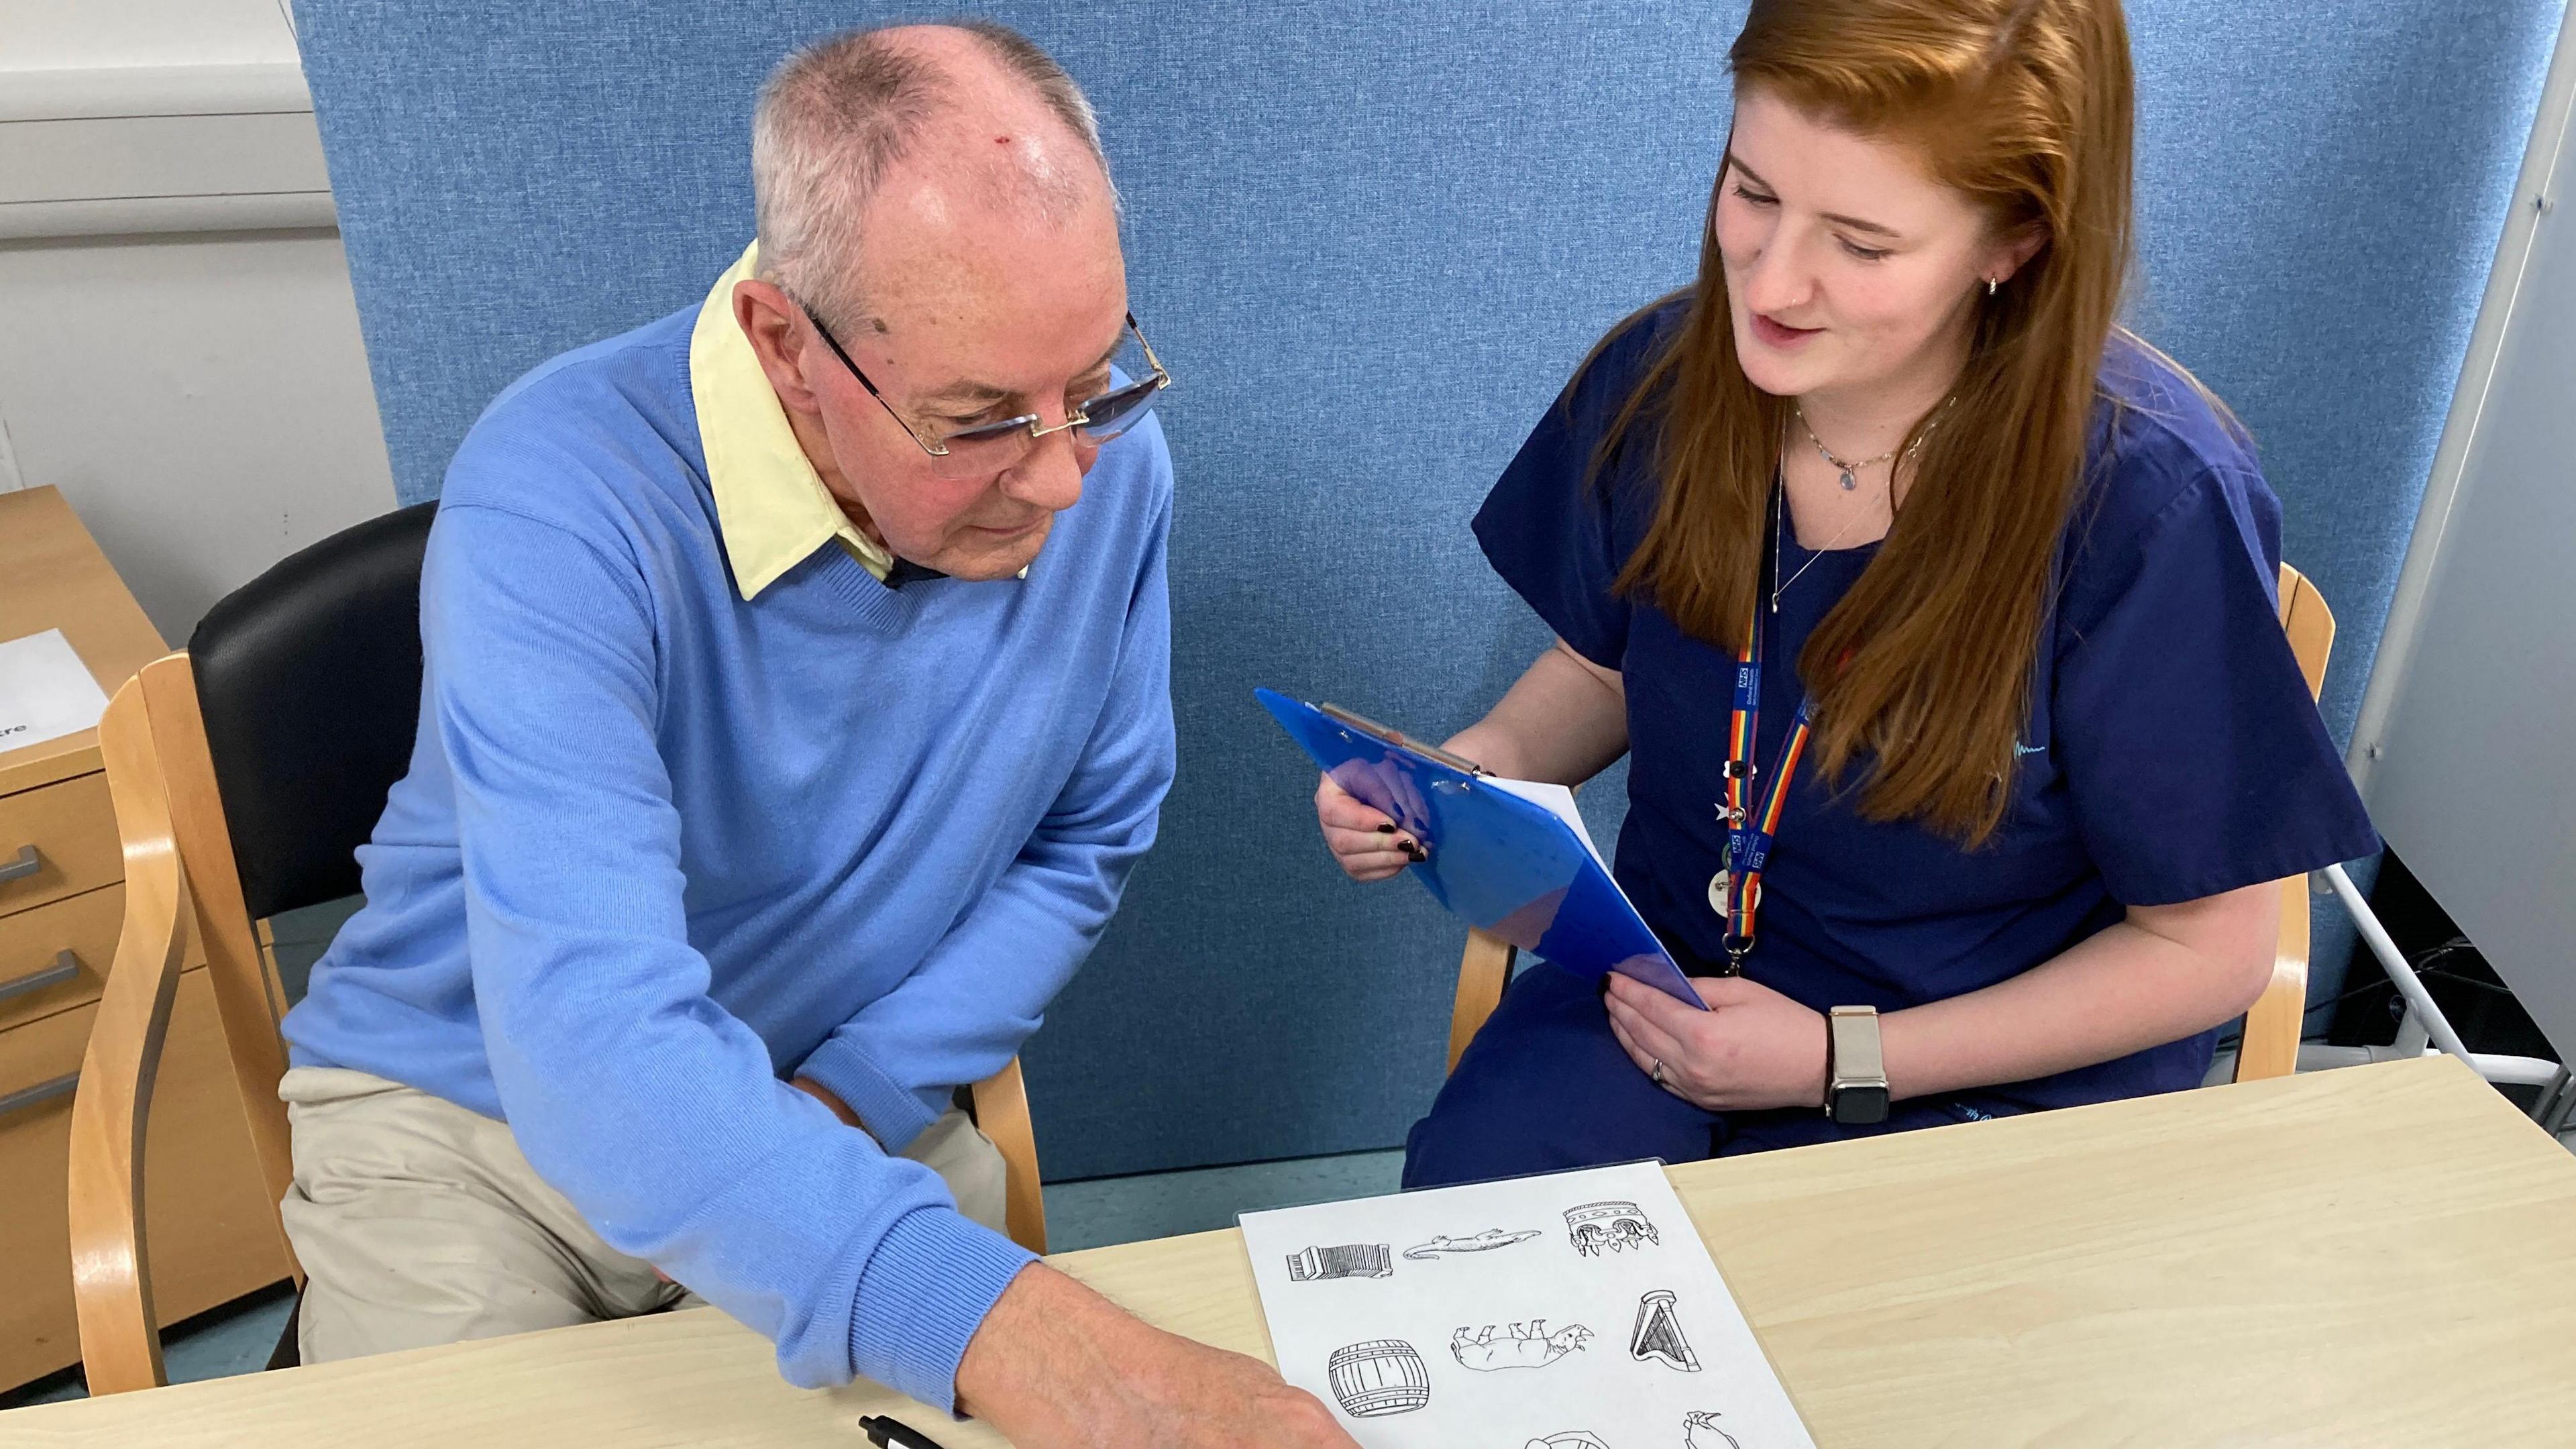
[1838,468,1858,490]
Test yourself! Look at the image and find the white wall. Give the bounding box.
[0,1,395,645]
[0,231,396,638]
[2352,15,2576,1058]
[0,0,301,70]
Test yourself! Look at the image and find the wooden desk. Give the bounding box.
[8,1057,2575,1446]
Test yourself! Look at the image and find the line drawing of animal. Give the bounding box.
[1448,1320,1595,1372]
[1403,1227,1542,1260]
[1683,1410,1742,1448]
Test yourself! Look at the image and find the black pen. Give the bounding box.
[858,1413,951,1449]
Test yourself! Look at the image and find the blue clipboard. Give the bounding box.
[1258,688,1706,1010]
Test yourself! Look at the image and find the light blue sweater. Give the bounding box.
[283,304,1175,1407]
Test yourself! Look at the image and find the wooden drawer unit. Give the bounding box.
[1,488,296,1392]
[0,882,120,1035]
[0,969,297,1390]
[0,773,120,918]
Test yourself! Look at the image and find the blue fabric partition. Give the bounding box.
[294,1,2565,1179]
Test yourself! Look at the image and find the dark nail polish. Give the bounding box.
[1376,823,1397,835]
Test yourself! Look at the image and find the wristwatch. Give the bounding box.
[1825,1006,1890,1126]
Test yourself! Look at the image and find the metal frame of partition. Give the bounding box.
[2300,863,2567,1124]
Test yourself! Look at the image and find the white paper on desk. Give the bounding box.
[0,629,109,753]
[1242,1161,1815,1449]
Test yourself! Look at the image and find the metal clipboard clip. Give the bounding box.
[1313,702,1490,777]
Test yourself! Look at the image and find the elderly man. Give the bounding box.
[276,21,1352,1447]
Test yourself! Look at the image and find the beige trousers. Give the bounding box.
[277,1065,1008,1364]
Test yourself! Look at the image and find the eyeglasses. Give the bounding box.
[798,299,1171,480]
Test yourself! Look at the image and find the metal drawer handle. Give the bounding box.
[0,1069,78,1120]
[0,845,40,883]
[0,949,78,1005]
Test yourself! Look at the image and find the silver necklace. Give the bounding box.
[1796,398,1953,490]
[1798,407,1900,490]
[1771,478,1872,612]
[1774,397,1951,607]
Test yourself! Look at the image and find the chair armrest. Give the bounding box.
[66,678,197,1395]
[1448,929,1517,1075]
[2234,874,2313,1083]
[970,1058,1047,1254]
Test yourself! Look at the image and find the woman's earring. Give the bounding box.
[1986,276,2000,297]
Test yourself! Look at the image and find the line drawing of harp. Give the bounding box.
[1629,1289,1701,1372]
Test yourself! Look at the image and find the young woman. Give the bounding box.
[1316,0,2378,1187]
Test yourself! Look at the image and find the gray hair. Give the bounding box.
[750,20,1112,325]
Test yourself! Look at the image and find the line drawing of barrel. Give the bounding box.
[1326,1338,1432,1417]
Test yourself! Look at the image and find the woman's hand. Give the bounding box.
[1603,971,1830,1112]
[1307,637,1629,885]
[1313,773,1424,881]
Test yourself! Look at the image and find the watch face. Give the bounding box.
[1833,1084,1891,1126]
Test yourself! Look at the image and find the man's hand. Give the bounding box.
[957,1263,1357,1448]
[1603,971,1829,1112]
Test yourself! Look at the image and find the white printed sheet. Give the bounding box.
[1242,1161,1816,1449]
[0,629,109,754]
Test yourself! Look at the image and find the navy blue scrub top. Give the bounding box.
[1472,301,2381,1114]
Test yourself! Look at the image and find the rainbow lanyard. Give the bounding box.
[1713,488,1817,974]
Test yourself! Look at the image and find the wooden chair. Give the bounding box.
[67,510,1045,1397]
[1444,563,2341,1084]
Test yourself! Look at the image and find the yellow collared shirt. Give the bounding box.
[690,241,896,598]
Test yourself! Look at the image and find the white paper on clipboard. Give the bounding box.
[1481,777,1610,871]
[1478,775,1686,958]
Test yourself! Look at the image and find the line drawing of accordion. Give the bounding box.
[1287,1242,1395,1281]
[1326,1338,1432,1417]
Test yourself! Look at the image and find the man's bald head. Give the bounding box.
[751,21,1116,328]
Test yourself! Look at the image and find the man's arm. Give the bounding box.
[425,494,1030,1406]
[957,1265,1358,1448]
[794,481,1176,1151]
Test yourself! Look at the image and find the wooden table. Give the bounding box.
[7,1057,2575,1446]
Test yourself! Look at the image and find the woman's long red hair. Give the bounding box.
[1601,0,2135,845]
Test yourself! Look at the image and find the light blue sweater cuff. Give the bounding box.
[850,1205,1038,1413]
[800,1036,947,1153]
